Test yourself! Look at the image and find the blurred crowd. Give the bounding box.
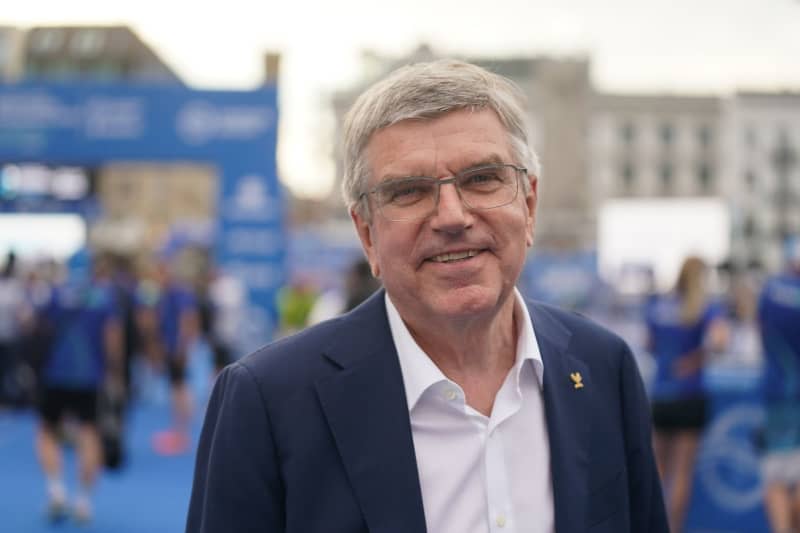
[0,245,245,522]
[583,240,800,533]
[1,238,798,531]
[0,248,242,404]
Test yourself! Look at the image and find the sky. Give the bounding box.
[3,0,800,198]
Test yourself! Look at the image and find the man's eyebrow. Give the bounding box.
[378,171,432,181]
[378,155,508,181]
[459,154,506,171]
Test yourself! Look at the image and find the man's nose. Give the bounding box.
[430,181,471,231]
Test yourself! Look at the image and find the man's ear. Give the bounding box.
[350,207,381,278]
[525,175,538,248]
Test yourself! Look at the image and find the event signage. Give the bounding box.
[0,81,284,348]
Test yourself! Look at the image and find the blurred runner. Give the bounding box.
[108,254,142,401]
[136,255,199,455]
[33,250,123,524]
[0,251,29,407]
[757,237,800,533]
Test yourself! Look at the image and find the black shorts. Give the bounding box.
[652,396,708,433]
[38,386,99,426]
[167,354,187,385]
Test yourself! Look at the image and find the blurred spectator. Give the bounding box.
[33,250,123,524]
[199,266,247,373]
[108,254,142,400]
[757,237,800,533]
[276,277,318,335]
[644,256,728,532]
[307,258,381,325]
[343,258,381,312]
[20,258,58,382]
[0,251,29,407]
[135,255,199,455]
[720,274,763,368]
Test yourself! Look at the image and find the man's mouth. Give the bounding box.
[427,249,482,263]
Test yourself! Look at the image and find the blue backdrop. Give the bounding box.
[0,81,285,347]
[686,367,769,532]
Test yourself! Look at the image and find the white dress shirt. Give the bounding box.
[386,289,554,533]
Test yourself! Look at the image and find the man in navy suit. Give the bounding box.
[186,59,668,533]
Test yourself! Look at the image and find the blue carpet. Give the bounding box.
[0,347,214,533]
[0,402,200,533]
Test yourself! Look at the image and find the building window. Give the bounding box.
[697,163,714,192]
[744,127,757,149]
[776,222,792,240]
[70,29,105,57]
[30,28,65,54]
[698,125,712,148]
[659,162,674,194]
[621,162,636,192]
[748,255,764,271]
[620,122,636,144]
[659,123,674,146]
[743,216,757,238]
[744,170,757,192]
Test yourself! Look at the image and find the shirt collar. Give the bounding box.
[386,288,544,413]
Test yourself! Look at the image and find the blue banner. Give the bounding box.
[0,81,284,347]
[686,367,770,532]
[520,249,600,310]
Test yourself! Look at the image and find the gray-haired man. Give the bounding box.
[187,59,668,533]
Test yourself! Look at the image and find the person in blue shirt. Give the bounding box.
[758,237,800,533]
[136,256,199,455]
[34,253,123,524]
[644,255,728,532]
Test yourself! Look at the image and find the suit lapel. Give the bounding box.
[529,303,592,533]
[315,291,427,533]
[315,294,593,532]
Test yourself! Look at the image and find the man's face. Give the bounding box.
[351,108,537,324]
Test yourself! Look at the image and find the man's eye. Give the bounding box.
[469,173,498,183]
[392,186,422,198]
[381,181,432,204]
[461,170,504,190]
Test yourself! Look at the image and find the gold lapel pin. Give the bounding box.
[570,372,584,389]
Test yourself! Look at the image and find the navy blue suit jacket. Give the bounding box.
[186,290,668,532]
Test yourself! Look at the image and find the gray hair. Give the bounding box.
[341,59,540,216]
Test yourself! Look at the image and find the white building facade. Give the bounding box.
[331,48,800,274]
[723,92,800,271]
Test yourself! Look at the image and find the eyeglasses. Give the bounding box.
[360,164,527,222]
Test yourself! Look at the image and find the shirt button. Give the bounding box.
[445,389,458,401]
[496,514,506,528]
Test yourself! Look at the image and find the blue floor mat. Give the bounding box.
[0,343,216,532]
[0,400,201,533]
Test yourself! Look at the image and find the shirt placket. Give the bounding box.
[484,368,524,533]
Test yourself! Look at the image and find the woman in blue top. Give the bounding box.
[644,256,727,532]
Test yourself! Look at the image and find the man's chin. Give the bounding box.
[427,286,504,319]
